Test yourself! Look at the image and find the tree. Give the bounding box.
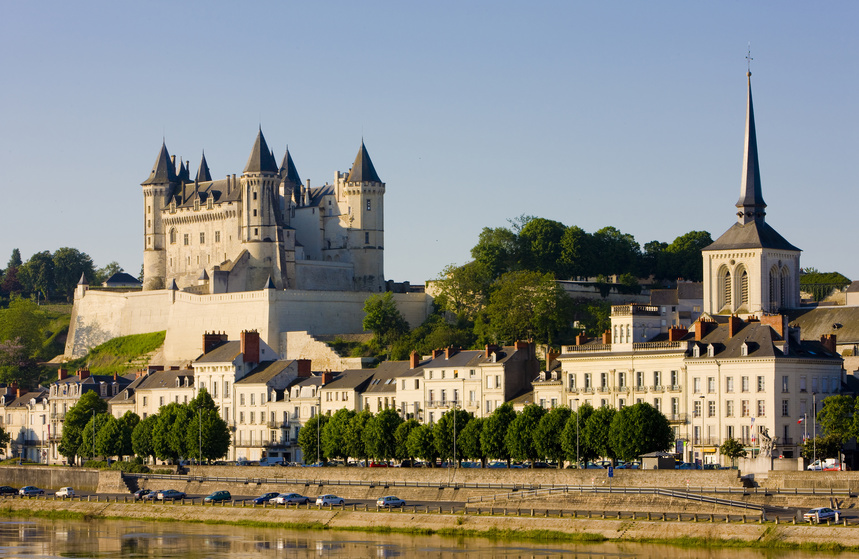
[52,247,96,302]
[559,226,596,279]
[152,403,185,463]
[81,412,112,459]
[322,408,356,460]
[0,424,10,455]
[95,261,124,286]
[0,297,49,385]
[561,402,597,466]
[186,407,231,462]
[818,395,855,445]
[433,262,492,321]
[59,391,107,463]
[505,404,546,466]
[344,410,373,462]
[405,423,438,466]
[7,249,22,269]
[662,231,712,282]
[534,406,571,467]
[517,218,566,275]
[801,435,842,461]
[94,414,122,459]
[591,227,641,277]
[470,226,518,279]
[362,292,409,350]
[297,414,328,464]
[18,251,55,300]
[1,249,22,296]
[363,408,403,461]
[459,417,486,467]
[608,403,673,462]
[481,403,516,466]
[132,414,158,461]
[394,418,420,461]
[719,437,747,467]
[583,405,617,464]
[434,408,472,464]
[0,338,40,388]
[483,270,571,346]
[117,411,140,460]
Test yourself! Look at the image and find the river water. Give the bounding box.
[2,517,857,559]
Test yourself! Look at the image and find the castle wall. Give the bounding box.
[294,260,353,291]
[65,287,433,363]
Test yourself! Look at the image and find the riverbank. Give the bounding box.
[2,495,858,550]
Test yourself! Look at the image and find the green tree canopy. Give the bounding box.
[94,414,123,458]
[152,403,185,462]
[583,405,617,463]
[561,402,596,465]
[719,437,747,466]
[505,403,546,465]
[344,410,373,461]
[534,406,571,467]
[608,403,673,462]
[363,408,404,461]
[662,231,712,282]
[394,418,421,461]
[52,247,96,302]
[116,411,140,460]
[458,417,486,466]
[186,407,231,462]
[818,395,855,444]
[559,226,596,279]
[131,414,157,461]
[322,408,356,460]
[59,390,107,463]
[80,412,112,459]
[433,407,473,464]
[481,403,516,465]
[517,218,566,274]
[483,270,571,345]
[362,292,409,350]
[405,423,438,466]
[297,414,328,464]
[0,423,11,455]
[470,226,518,279]
[433,262,493,321]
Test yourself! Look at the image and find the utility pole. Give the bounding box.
[574,398,580,468]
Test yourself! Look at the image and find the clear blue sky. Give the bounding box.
[1,2,856,284]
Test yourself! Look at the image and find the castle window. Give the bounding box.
[366,199,371,211]
[147,220,151,228]
[365,232,369,244]
[254,228,259,236]
[200,232,205,244]
[253,209,257,217]
[148,238,152,246]
[780,267,790,308]
[184,234,189,246]
[253,191,257,200]
[740,268,749,307]
[170,228,177,244]
[215,231,220,243]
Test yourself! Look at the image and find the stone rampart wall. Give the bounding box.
[762,471,859,491]
[0,466,101,492]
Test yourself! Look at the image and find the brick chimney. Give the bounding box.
[602,329,611,345]
[668,326,688,342]
[760,314,788,339]
[728,315,743,338]
[78,368,90,380]
[410,351,420,369]
[484,344,500,358]
[203,331,229,355]
[321,371,334,385]
[575,333,588,346]
[821,334,837,354]
[241,330,260,363]
[113,372,118,381]
[16,387,23,398]
[445,347,458,359]
[545,349,560,370]
[694,318,715,341]
[58,368,68,381]
[10,381,17,392]
[514,340,530,351]
[297,359,312,378]
[432,348,444,359]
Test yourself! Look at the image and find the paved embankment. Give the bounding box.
[2,496,858,547]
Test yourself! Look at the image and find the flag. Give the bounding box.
[797,417,805,424]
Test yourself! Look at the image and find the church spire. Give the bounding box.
[196,151,212,182]
[736,72,766,225]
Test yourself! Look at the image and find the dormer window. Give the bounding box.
[707,344,715,358]
[741,342,749,357]
[693,345,701,358]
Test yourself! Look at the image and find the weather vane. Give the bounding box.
[746,43,753,74]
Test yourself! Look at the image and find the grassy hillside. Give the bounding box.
[64,331,166,376]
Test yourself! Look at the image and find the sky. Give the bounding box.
[1,2,857,285]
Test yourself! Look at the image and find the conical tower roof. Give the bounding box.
[346,141,382,183]
[279,147,302,187]
[736,72,766,224]
[243,128,279,174]
[141,142,177,185]
[196,152,212,182]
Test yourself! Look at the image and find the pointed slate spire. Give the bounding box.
[198,269,209,281]
[196,152,212,182]
[141,141,178,185]
[77,273,89,286]
[264,275,276,289]
[346,140,382,183]
[736,72,766,225]
[279,147,302,185]
[178,158,191,182]
[243,127,279,174]
[168,279,178,291]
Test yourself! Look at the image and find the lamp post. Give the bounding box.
[92,407,96,459]
[812,392,817,467]
[698,395,705,468]
[452,398,458,469]
[198,406,202,465]
[316,404,321,465]
[574,398,580,469]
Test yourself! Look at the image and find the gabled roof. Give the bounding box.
[243,128,279,174]
[346,141,382,183]
[133,369,194,390]
[104,272,142,286]
[321,370,375,391]
[236,360,295,385]
[196,340,242,363]
[142,142,177,185]
[688,320,840,361]
[704,220,800,252]
[787,306,859,344]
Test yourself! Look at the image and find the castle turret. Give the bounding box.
[343,141,385,291]
[141,142,178,290]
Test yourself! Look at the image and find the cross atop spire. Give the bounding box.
[746,43,753,74]
[735,72,766,225]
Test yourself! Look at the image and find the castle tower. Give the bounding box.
[241,128,285,290]
[140,142,178,291]
[344,141,385,291]
[702,73,801,316]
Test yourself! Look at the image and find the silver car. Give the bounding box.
[376,495,405,508]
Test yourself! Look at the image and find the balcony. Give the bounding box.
[650,385,665,393]
[582,387,595,394]
[562,344,611,353]
[668,385,682,393]
[667,413,688,424]
[267,421,287,429]
[613,386,630,394]
[50,413,65,421]
[597,387,611,394]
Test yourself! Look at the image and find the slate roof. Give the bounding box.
[132,369,194,390]
[688,320,840,361]
[736,74,766,213]
[141,142,178,185]
[236,360,295,385]
[6,389,48,408]
[787,306,859,344]
[279,147,302,187]
[196,152,212,182]
[321,370,375,391]
[195,341,241,363]
[705,221,800,252]
[104,272,142,286]
[346,141,382,183]
[243,128,279,174]
[423,347,518,369]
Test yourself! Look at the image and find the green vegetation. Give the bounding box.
[800,268,851,301]
[0,298,71,387]
[64,331,165,376]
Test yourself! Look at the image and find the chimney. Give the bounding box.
[321,370,333,385]
[728,315,743,338]
[445,347,458,359]
[484,344,500,359]
[203,331,229,354]
[409,351,420,369]
[113,372,118,382]
[694,318,714,341]
[575,333,588,346]
[16,387,23,398]
[297,359,312,377]
[78,368,90,380]
[241,330,260,363]
[602,329,612,345]
[10,381,17,391]
[821,334,837,354]
[760,314,788,339]
[546,349,560,370]
[515,340,529,351]
[432,348,444,359]
[668,326,688,342]
[58,368,68,381]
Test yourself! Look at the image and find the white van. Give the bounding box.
[56,487,75,497]
[259,457,284,467]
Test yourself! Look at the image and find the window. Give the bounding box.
[800,376,807,392]
[253,191,257,200]
[741,400,750,417]
[568,374,575,390]
[170,228,177,244]
[253,209,257,217]
[600,373,608,388]
[757,400,765,417]
[184,233,189,246]
[200,232,205,244]
[250,393,255,405]
[495,376,501,389]
[812,377,818,393]
[240,394,245,406]
[584,373,592,389]
[693,377,701,393]
[224,381,229,396]
[693,400,702,418]
[143,397,148,407]
[366,199,371,211]
[365,232,370,244]
[708,400,715,417]
[159,396,164,407]
[414,379,419,389]
[653,371,661,387]
[428,390,434,404]
[213,382,217,398]
[670,370,678,387]
[618,371,625,388]
[757,376,765,392]
[726,400,734,417]
[636,371,644,388]
[741,376,749,392]
[653,398,661,412]
[618,399,625,409]
[215,231,220,243]
[708,377,715,393]
[671,398,679,417]
[782,400,789,417]
[727,425,734,439]
[239,412,245,424]
[726,377,734,392]
[782,375,789,393]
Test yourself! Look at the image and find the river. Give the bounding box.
[2,517,858,559]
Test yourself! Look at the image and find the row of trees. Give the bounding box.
[298,402,674,467]
[1,248,129,303]
[58,389,230,464]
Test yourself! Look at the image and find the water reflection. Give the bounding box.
[1,517,857,559]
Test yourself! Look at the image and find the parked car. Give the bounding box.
[55,487,75,498]
[376,496,405,508]
[0,486,17,495]
[19,486,44,496]
[316,494,345,506]
[803,507,840,523]
[675,462,697,470]
[204,490,231,503]
[807,459,845,471]
[156,489,186,501]
[273,493,310,505]
[251,492,280,504]
[133,489,153,500]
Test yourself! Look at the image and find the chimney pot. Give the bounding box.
[58,368,68,381]
[410,351,420,369]
[297,359,312,377]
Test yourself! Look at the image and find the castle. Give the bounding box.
[142,129,385,294]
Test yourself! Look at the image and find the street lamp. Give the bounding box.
[574,398,580,469]
[92,408,96,459]
[812,392,817,467]
[452,398,458,469]
[316,404,321,465]
[197,405,202,465]
[698,395,705,468]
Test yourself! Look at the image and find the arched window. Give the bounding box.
[169,228,177,244]
[780,267,790,309]
[769,266,780,311]
[719,266,732,311]
[739,267,749,308]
